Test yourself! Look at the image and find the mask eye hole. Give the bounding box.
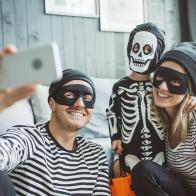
[132,43,140,53]
[170,80,181,87]
[143,44,153,55]
[64,92,76,99]
[83,94,93,102]
[155,75,163,81]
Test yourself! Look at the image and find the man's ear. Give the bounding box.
[48,98,56,112]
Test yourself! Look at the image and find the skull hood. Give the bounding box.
[127,23,165,74]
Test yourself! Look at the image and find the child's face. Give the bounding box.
[129,31,158,74]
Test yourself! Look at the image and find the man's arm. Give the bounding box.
[0,127,29,172]
[93,147,111,195]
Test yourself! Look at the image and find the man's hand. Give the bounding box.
[111,139,123,155]
[0,45,37,112]
[0,85,37,112]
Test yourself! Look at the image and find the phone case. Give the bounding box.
[0,42,63,89]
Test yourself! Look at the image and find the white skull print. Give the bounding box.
[129,31,158,73]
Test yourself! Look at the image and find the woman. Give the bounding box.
[130,42,196,196]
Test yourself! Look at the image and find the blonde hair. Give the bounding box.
[151,93,193,146]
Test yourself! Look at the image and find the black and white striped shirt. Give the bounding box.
[0,123,111,195]
[166,112,196,191]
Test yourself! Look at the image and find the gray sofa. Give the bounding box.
[0,77,116,165]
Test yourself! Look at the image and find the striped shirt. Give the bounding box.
[0,123,111,196]
[166,112,196,191]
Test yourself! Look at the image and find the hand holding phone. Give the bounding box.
[0,45,38,111]
[0,42,63,89]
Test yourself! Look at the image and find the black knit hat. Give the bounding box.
[48,69,96,102]
[157,42,196,95]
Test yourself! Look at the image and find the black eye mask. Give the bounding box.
[52,84,94,109]
[153,66,190,94]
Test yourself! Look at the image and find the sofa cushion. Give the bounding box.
[30,85,51,123]
[79,77,116,139]
[30,77,116,139]
[0,99,34,134]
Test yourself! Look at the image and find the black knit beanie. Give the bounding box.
[48,69,96,102]
[157,42,196,95]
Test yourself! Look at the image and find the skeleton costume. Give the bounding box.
[106,23,166,171]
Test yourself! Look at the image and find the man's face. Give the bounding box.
[49,80,94,131]
[129,31,158,73]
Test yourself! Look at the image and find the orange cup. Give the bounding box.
[110,175,136,196]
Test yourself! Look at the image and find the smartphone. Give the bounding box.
[0,42,63,89]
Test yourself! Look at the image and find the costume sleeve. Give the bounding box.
[106,83,121,141]
[0,127,30,173]
[93,147,111,196]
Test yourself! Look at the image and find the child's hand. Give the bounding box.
[185,96,196,112]
[111,140,123,155]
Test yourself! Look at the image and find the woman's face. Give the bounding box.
[153,60,188,110]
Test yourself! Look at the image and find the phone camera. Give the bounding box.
[32,59,42,70]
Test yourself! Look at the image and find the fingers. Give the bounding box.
[111,142,117,151]
[6,84,38,105]
[114,147,123,155]
[111,140,123,155]
[125,172,130,176]
[185,96,196,112]
[0,84,37,112]
[0,44,17,62]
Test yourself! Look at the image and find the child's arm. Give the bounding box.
[106,84,122,153]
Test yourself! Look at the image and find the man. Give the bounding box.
[0,69,110,195]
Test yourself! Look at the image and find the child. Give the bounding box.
[106,22,166,172]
